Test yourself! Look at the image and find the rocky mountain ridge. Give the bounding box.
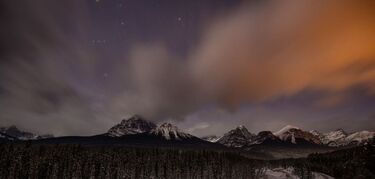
[207,125,374,148]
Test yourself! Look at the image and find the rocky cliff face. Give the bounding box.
[107,115,157,137]
[151,123,193,140]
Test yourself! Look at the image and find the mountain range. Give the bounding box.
[203,124,374,148]
[0,125,53,141]
[1,115,374,159]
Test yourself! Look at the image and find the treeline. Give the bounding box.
[0,143,265,179]
[1,142,373,179]
[269,143,375,178]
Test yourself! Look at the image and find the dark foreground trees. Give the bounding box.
[270,143,375,179]
[0,142,373,179]
[0,143,264,179]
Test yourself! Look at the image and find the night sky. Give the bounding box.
[0,0,374,137]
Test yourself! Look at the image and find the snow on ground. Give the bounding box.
[261,167,334,179]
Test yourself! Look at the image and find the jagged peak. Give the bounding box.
[122,115,156,125]
[107,115,157,137]
[120,114,145,123]
[322,128,348,138]
[157,123,179,132]
[216,125,255,147]
[237,125,245,129]
[153,123,192,140]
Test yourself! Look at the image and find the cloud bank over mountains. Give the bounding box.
[0,1,374,135]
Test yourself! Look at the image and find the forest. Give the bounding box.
[271,143,375,179]
[0,143,265,179]
[0,142,374,179]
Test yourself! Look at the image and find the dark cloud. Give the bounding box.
[0,0,374,136]
[0,1,103,136]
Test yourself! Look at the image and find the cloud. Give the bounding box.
[190,0,375,107]
[108,44,201,121]
[0,1,106,136]
[1,0,374,135]
[186,122,210,133]
[123,0,375,122]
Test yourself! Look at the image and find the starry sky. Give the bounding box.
[0,0,374,137]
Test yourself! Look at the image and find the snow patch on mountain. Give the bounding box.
[201,135,222,143]
[274,125,300,136]
[261,167,334,179]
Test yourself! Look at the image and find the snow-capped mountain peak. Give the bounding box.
[306,128,375,147]
[319,129,348,146]
[237,125,245,129]
[152,123,193,140]
[274,125,321,144]
[107,115,157,137]
[217,125,255,147]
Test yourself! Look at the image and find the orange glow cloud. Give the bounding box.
[191,0,375,106]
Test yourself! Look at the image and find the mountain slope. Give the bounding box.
[250,131,281,145]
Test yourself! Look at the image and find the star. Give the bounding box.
[177,17,182,22]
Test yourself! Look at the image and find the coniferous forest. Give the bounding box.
[0,142,374,179]
[269,143,375,179]
[0,143,264,179]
